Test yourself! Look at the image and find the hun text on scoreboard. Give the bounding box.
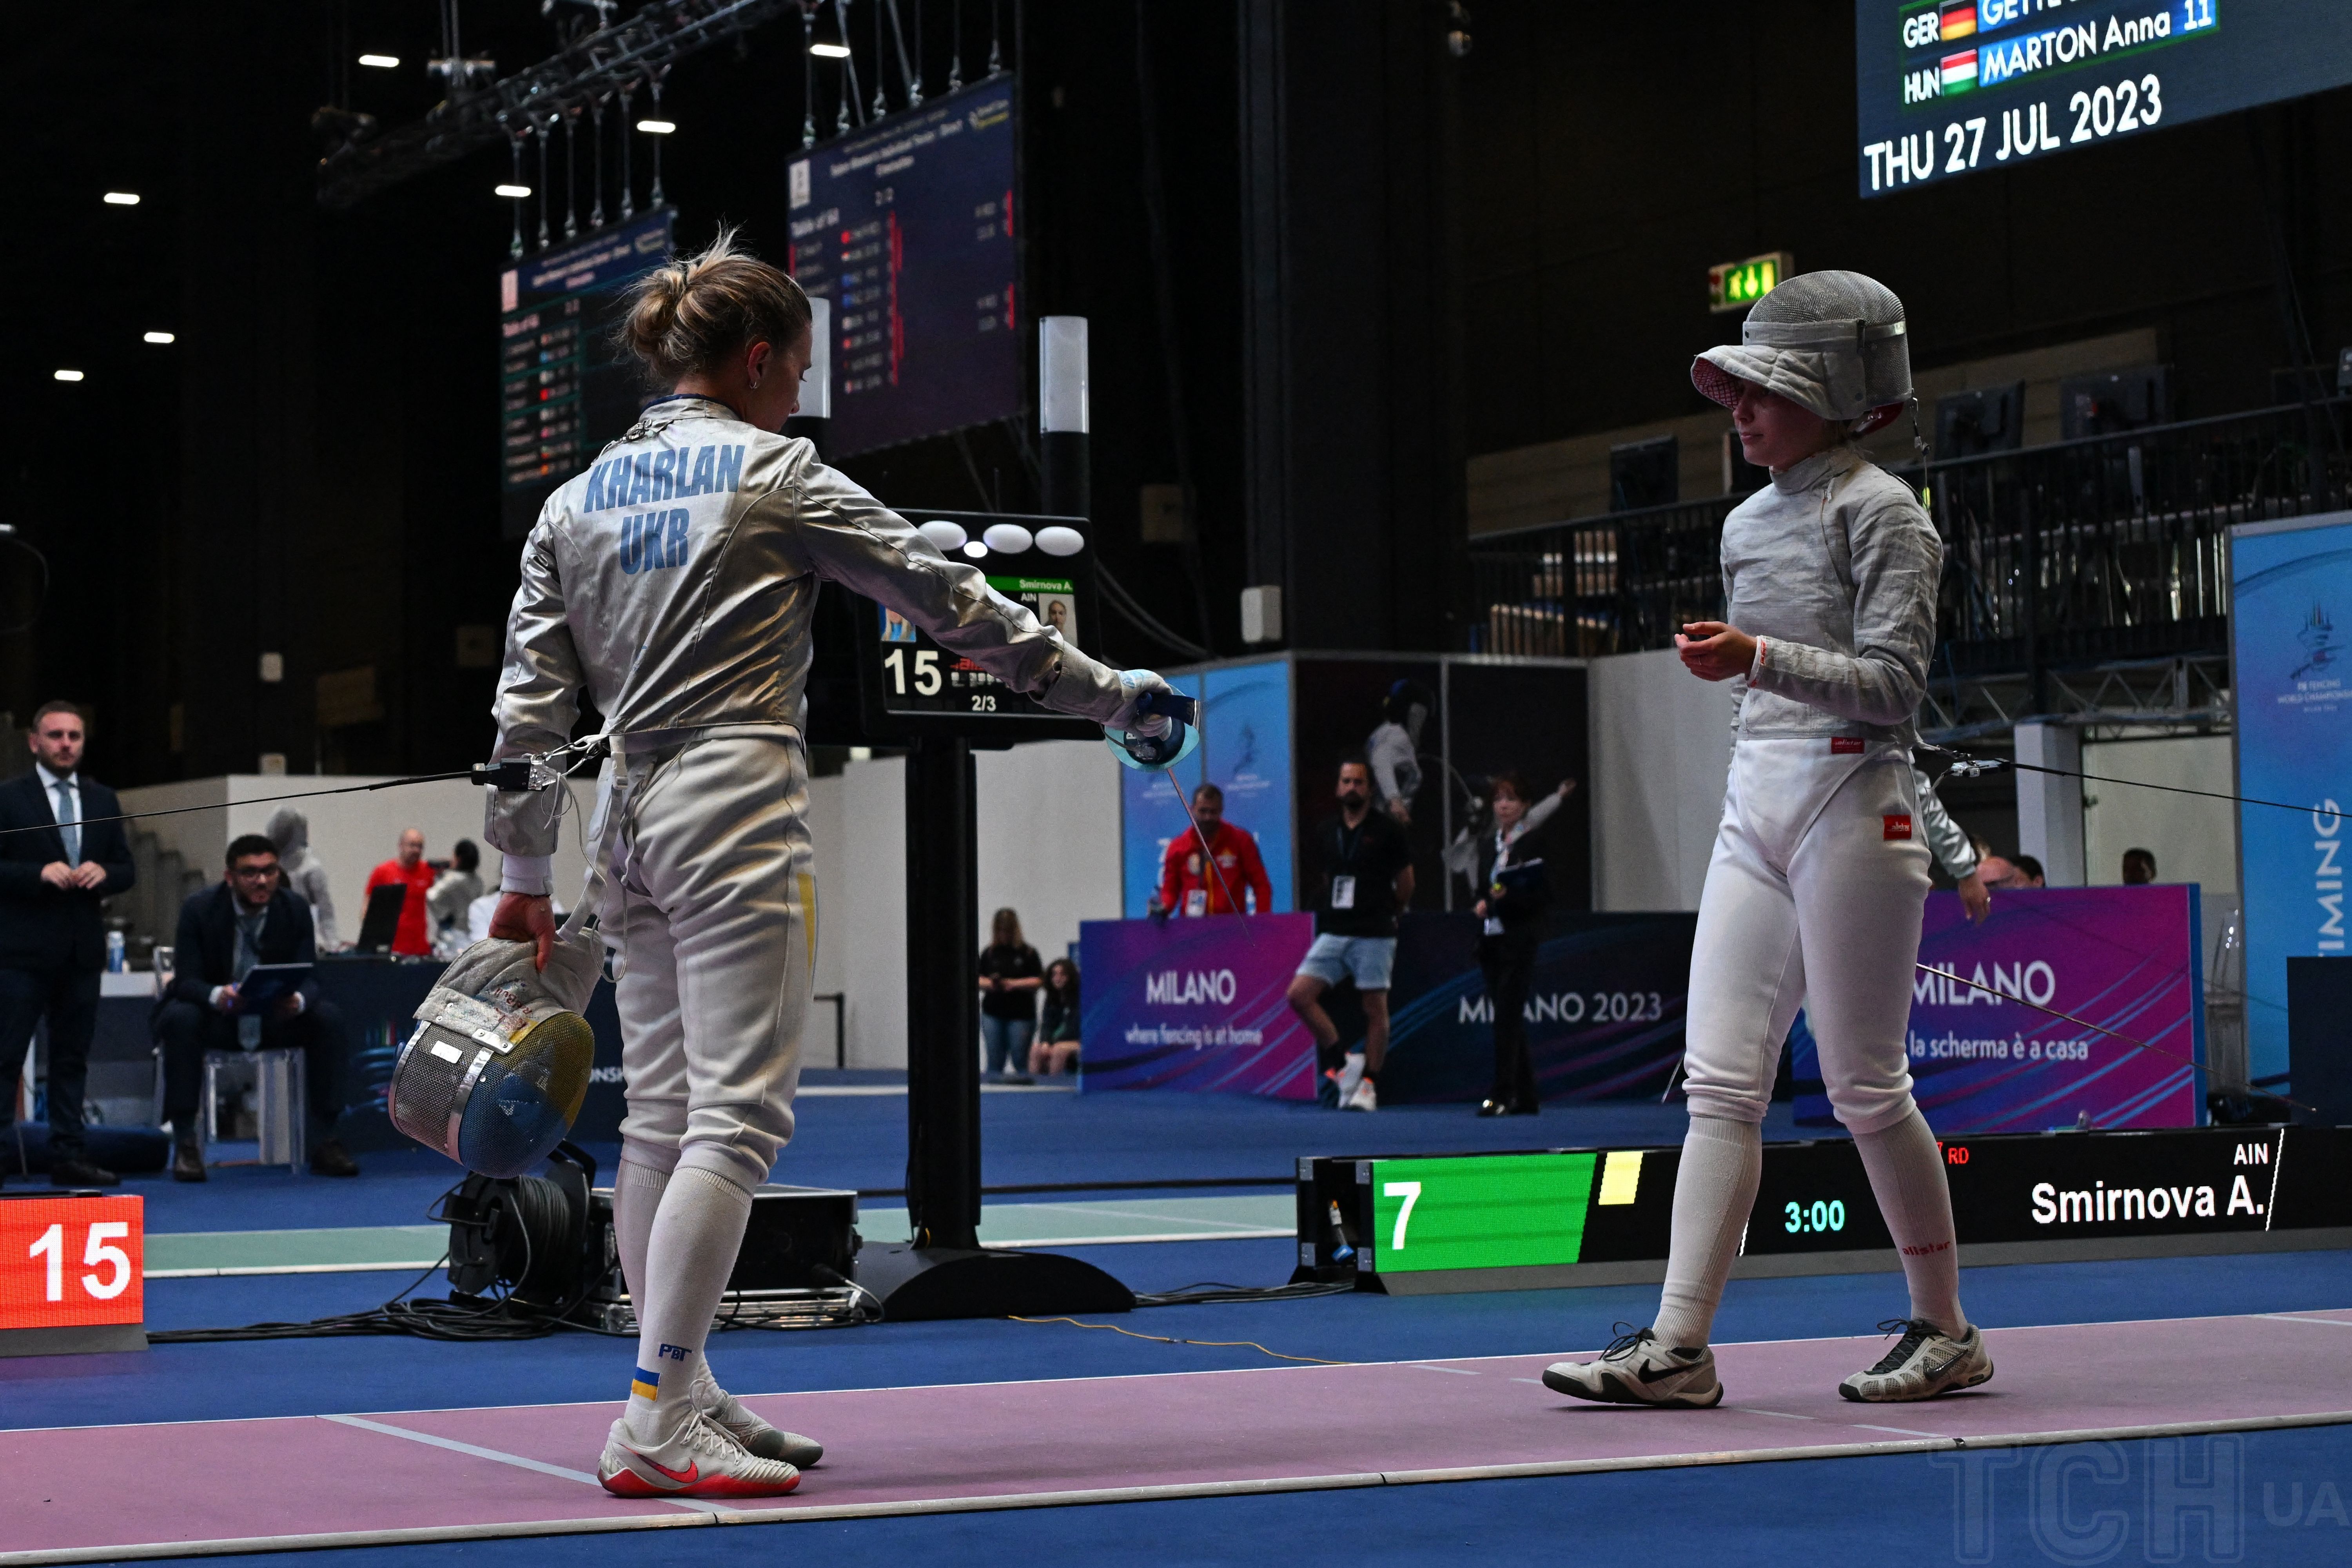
[1855,0,2352,197]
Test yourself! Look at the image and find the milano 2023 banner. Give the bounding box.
[1795,885,2206,1132]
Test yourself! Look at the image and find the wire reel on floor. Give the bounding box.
[439,1140,611,1310]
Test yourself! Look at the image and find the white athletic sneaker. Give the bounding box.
[598,1410,802,1499]
[1541,1325,1723,1408]
[1344,1078,1378,1112]
[1838,1319,1994,1403]
[1327,1052,1366,1105]
[693,1364,824,1468]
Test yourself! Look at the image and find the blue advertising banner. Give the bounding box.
[1792,885,2206,1132]
[1202,660,1293,913]
[2232,512,2352,1087]
[1378,912,1695,1104]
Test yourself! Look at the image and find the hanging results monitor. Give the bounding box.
[787,78,1020,458]
[855,510,1098,741]
[1855,1,2352,198]
[498,210,675,537]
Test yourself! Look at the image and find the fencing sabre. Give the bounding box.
[1103,689,1243,914]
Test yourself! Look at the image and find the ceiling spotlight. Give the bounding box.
[102,192,139,206]
[495,183,532,198]
[637,119,676,134]
[358,53,400,68]
[143,331,176,345]
[810,41,852,58]
[54,370,85,383]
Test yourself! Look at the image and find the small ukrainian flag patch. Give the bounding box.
[630,1367,662,1401]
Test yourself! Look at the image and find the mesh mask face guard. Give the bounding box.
[389,936,601,1179]
[1691,270,1914,424]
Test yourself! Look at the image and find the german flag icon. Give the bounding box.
[1940,1,1977,41]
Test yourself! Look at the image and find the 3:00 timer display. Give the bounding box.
[1784,1199,1847,1235]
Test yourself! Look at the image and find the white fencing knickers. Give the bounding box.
[595,724,817,1188]
[1682,738,1928,1133]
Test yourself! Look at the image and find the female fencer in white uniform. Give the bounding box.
[483,232,1176,1497]
[1544,271,1993,1407]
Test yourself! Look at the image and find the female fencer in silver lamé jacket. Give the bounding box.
[484,394,1131,870]
[1720,443,1943,745]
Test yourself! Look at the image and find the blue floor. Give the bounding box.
[11,1084,2348,1566]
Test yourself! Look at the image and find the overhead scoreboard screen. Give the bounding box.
[1856,0,2352,197]
[498,211,675,537]
[788,78,1020,458]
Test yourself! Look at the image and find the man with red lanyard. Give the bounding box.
[1151,783,1272,917]
[364,828,438,957]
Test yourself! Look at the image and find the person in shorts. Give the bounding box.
[1287,759,1415,1111]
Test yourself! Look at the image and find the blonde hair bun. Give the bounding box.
[616,227,811,387]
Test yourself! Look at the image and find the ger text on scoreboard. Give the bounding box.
[1853,0,2352,197]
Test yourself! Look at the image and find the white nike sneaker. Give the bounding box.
[1327,1052,1366,1105]
[598,1410,802,1499]
[692,1363,824,1468]
[1541,1325,1723,1408]
[1839,1319,1993,1403]
[1343,1078,1378,1112]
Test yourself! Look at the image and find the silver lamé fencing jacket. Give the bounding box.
[486,395,1125,865]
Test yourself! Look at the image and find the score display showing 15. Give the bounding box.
[882,646,941,696]
[1784,1199,1847,1236]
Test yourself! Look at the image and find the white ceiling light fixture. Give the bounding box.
[143,331,176,345]
[357,53,400,68]
[495,183,532,199]
[637,119,676,134]
[53,370,85,382]
[102,191,139,206]
[810,41,852,58]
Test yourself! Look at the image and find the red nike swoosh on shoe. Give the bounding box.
[626,1449,698,1486]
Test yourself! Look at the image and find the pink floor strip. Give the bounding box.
[5,1310,2350,1563]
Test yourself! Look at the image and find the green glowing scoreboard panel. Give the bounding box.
[1293,1126,2352,1293]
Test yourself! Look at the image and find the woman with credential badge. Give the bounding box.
[1471,771,1574,1118]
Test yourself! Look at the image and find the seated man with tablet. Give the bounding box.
[154,834,358,1181]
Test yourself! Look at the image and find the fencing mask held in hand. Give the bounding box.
[389,935,601,1179]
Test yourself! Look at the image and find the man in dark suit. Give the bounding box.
[0,701,136,1187]
[155,834,359,1180]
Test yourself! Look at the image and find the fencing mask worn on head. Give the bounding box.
[389,935,601,1178]
[1692,269,1913,425]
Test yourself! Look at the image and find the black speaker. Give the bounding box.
[1610,436,1678,511]
[2286,957,2352,1125]
[1935,383,2025,458]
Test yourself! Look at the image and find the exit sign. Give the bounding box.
[1709,251,1793,314]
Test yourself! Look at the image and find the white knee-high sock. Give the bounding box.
[1852,1108,1966,1336]
[613,1154,670,1310]
[624,1156,754,1441]
[1653,1115,1763,1349]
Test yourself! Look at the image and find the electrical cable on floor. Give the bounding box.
[1007,1316,1348,1366]
[1132,1281,1356,1307]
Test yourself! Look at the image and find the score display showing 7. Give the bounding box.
[1383,1181,1421,1250]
